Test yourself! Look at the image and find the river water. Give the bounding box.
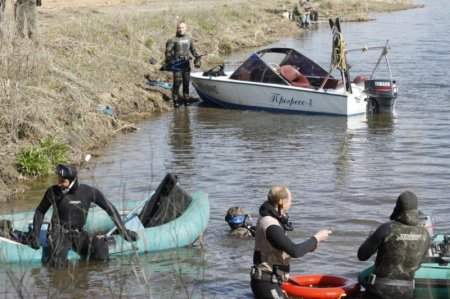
[2,0,450,298]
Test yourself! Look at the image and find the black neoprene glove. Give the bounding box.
[124,230,138,242]
[194,56,202,68]
[27,233,40,250]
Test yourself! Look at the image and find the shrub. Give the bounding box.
[16,147,52,177]
[40,137,68,165]
[16,137,67,177]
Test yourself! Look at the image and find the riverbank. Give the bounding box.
[0,0,420,201]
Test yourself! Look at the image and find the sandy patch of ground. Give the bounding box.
[42,0,243,12]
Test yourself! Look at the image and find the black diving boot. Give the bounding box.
[183,93,190,106]
[173,95,179,108]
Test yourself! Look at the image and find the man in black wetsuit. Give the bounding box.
[28,164,137,268]
[165,21,200,108]
[358,191,430,299]
[250,186,331,299]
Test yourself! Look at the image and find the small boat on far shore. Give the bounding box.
[191,18,397,116]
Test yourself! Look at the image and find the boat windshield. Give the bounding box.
[229,53,287,85]
[230,48,331,84]
[272,48,329,77]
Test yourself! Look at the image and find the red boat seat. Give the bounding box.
[279,65,313,89]
[321,78,342,89]
[237,71,251,81]
[353,75,368,85]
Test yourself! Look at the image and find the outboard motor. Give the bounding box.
[419,212,436,238]
[364,79,398,113]
[420,213,450,263]
[429,235,450,264]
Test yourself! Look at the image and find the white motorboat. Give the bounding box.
[191,18,397,116]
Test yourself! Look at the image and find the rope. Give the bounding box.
[331,32,348,72]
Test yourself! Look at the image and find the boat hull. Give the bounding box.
[191,72,368,116]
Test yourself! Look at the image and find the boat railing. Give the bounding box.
[346,40,393,81]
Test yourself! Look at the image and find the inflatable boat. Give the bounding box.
[0,173,210,264]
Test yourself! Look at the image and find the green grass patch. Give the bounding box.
[197,19,216,34]
[16,137,67,177]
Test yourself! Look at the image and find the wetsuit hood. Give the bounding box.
[67,178,80,192]
[55,164,77,182]
[259,201,279,218]
[259,201,293,231]
[390,191,420,225]
[55,164,79,192]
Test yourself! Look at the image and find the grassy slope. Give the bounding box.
[0,0,420,200]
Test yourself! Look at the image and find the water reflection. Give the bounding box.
[366,113,396,135]
[168,108,194,174]
[1,247,207,298]
[333,113,397,189]
[193,107,367,143]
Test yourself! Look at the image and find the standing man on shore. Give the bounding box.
[15,0,41,39]
[164,21,201,108]
[300,0,312,28]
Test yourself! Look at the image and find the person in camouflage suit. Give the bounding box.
[225,206,256,239]
[15,0,40,39]
[358,191,431,299]
[164,21,200,108]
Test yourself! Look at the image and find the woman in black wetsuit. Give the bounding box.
[250,186,331,299]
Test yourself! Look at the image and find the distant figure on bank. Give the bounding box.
[164,21,201,108]
[310,2,319,22]
[250,186,331,298]
[15,0,41,39]
[225,206,256,239]
[300,0,312,28]
[358,191,431,299]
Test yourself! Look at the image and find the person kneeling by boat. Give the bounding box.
[27,164,137,268]
[358,191,431,299]
[250,186,331,299]
[225,206,256,239]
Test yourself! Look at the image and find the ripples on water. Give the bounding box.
[3,1,450,298]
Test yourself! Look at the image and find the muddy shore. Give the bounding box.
[0,0,421,201]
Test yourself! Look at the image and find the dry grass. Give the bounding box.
[0,0,419,200]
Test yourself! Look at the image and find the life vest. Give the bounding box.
[254,216,290,273]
